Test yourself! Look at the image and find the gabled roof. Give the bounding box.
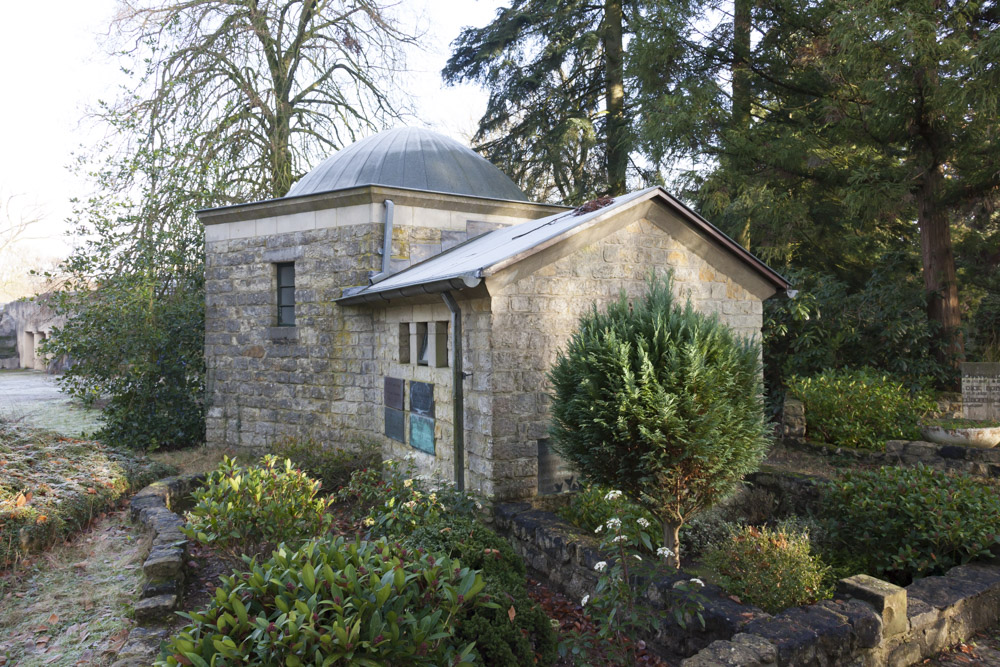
[337,187,789,305]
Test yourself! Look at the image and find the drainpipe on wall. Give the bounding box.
[441,291,465,491]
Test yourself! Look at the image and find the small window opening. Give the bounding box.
[416,322,430,366]
[276,262,295,327]
[401,320,449,367]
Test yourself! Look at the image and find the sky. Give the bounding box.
[0,0,505,266]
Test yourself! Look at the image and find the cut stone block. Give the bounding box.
[837,574,907,637]
[143,546,185,579]
[142,577,181,598]
[134,593,178,623]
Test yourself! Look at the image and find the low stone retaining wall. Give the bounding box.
[684,564,1000,666]
[780,436,1000,479]
[494,502,772,659]
[495,502,1000,666]
[110,474,204,667]
[780,396,1000,479]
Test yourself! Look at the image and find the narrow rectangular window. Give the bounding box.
[276,262,295,326]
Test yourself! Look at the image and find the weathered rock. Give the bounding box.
[781,398,806,440]
[837,574,907,637]
[142,577,181,598]
[817,599,883,649]
[680,633,778,666]
[143,546,185,580]
[741,614,819,665]
[134,593,178,623]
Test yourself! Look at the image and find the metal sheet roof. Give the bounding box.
[286,127,529,202]
[338,187,789,305]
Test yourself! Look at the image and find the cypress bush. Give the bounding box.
[548,272,771,565]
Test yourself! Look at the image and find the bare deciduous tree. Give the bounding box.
[109,0,417,200]
[0,195,59,301]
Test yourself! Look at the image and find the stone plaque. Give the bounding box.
[411,381,434,417]
[537,438,579,495]
[410,414,435,454]
[385,407,405,443]
[384,377,404,410]
[962,362,1000,421]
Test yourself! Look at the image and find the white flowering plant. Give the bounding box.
[339,459,485,539]
[560,492,705,664]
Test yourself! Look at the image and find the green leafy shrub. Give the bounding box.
[557,485,662,552]
[46,269,206,451]
[549,272,771,566]
[763,263,955,411]
[340,459,481,539]
[271,437,380,494]
[157,536,487,666]
[820,465,1000,583]
[560,491,705,663]
[788,368,934,450]
[182,455,332,558]
[679,512,740,561]
[704,525,831,613]
[408,515,558,666]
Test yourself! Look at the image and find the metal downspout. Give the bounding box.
[441,291,465,491]
[370,199,395,284]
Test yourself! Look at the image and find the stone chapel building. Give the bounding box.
[200,127,789,501]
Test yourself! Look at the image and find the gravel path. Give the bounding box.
[0,369,102,437]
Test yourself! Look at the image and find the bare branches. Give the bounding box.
[105,0,415,200]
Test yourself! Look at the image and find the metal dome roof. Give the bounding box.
[286,127,529,202]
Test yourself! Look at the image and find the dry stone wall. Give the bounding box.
[495,501,1000,667]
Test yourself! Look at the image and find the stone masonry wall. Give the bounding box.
[485,218,764,500]
[497,501,1000,667]
[204,197,542,455]
[205,221,381,450]
[373,297,492,491]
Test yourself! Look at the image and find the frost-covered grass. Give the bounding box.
[0,420,173,568]
[0,509,150,666]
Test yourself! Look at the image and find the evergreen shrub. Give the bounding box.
[182,455,332,559]
[157,536,487,666]
[271,437,379,494]
[763,264,955,410]
[548,273,770,564]
[788,368,934,449]
[339,459,481,539]
[821,465,1000,583]
[704,524,831,613]
[407,516,558,666]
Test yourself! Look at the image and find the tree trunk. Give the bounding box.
[662,519,681,569]
[732,0,752,249]
[917,164,963,370]
[272,104,293,198]
[732,0,751,127]
[603,0,627,196]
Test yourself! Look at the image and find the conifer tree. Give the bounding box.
[548,274,771,567]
